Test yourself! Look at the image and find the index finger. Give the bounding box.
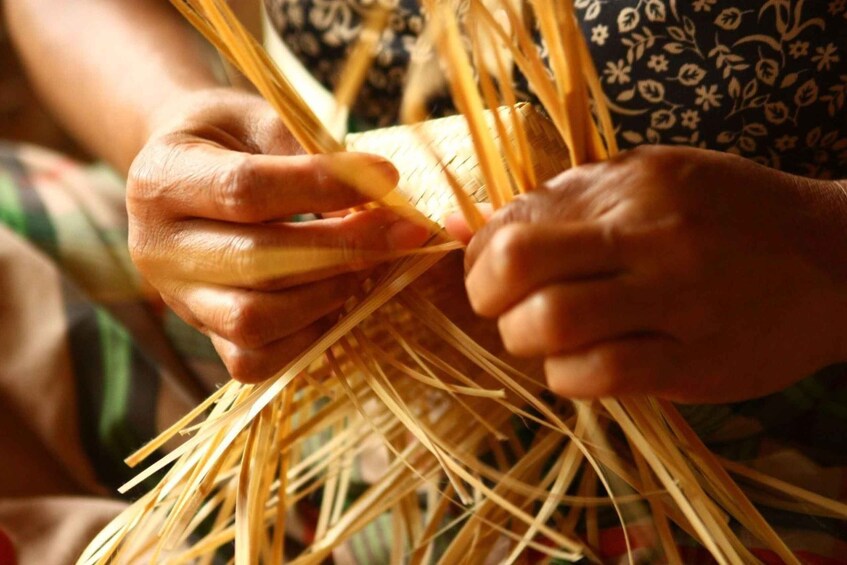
[131,143,399,222]
[465,222,625,317]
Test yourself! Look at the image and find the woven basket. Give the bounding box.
[344,103,568,384]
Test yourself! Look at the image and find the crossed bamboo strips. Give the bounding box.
[79,0,847,563]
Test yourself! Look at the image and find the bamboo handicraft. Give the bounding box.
[79,1,847,563]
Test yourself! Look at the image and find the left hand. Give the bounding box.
[447,145,847,403]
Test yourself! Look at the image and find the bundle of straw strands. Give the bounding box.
[80,0,847,563]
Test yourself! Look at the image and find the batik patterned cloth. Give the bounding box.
[269,0,847,178]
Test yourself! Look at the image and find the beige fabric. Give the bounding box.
[0,224,121,563]
[0,225,105,496]
[0,498,125,565]
[0,146,209,564]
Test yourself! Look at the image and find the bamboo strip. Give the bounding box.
[79,2,837,564]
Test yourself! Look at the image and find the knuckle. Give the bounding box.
[489,224,533,286]
[127,231,153,273]
[537,169,587,213]
[546,371,579,400]
[497,316,523,354]
[662,214,710,275]
[127,221,167,274]
[221,294,267,349]
[534,289,579,350]
[216,155,262,220]
[592,348,630,391]
[594,347,628,382]
[568,346,628,398]
[599,222,624,266]
[545,350,627,399]
[126,157,152,204]
[223,234,262,283]
[630,145,684,175]
[127,144,179,212]
[496,197,532,224]
[224,350,265,384]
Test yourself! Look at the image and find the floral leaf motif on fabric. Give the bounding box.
[267,0,847,178]
[574,0,847,178]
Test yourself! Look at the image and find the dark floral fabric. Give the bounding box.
[266,0,847,178]
[265,0,427,127]
[576,0,847,178]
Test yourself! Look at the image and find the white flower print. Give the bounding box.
[694,84,723,111]
[271,0,847,176]
[775,135,798,152]
[578,0,845,173]
[591,25,609,46]
[603,59,632,84]
[789,41,809,59]
[647,54,669,73]
[812,43,840,72]
[681,109,701,130]
[692,0,717,13]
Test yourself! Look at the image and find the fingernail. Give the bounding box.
[362,156,400,192]
[328,153,399,200]
[387,218,432,249]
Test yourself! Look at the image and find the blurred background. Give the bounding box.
[0,6,86,160]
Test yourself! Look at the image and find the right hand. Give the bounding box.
[128,88,429,383]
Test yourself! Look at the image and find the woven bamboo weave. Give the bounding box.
[345,104,570,222]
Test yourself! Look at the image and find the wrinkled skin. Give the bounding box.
[128,89,429,383]
[448,145,847,403]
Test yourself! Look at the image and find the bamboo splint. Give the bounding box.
[78,0,847,563]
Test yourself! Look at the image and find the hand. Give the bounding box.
[129,88,429,383]
[447,146,847,403]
